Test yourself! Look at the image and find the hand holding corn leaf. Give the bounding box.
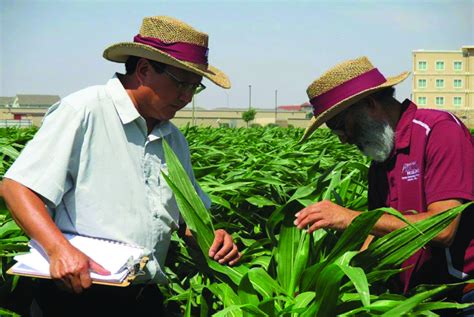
[161,139,249,287]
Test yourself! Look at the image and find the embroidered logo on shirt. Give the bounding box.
[401,161,420,182]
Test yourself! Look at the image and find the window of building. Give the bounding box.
[435,61,445,71]
[417,96,427,106]
[453,61,462,71]
[454,79,462,88]
[435,96,444,106]
[453,97,462,106]
[418,79,427,88]
[435,79,444,88]
[418,61,427,71]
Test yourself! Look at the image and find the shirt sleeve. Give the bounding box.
[4,101,85,207]
[424,120,474,206]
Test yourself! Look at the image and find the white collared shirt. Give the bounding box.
[5,74,210,284]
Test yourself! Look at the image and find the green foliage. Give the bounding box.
[0,127,37,176]
[242,108,257,127]
[161,127,472,316]
[0,126,471,316]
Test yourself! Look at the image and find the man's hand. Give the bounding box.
[294,200,359,233]
[49,243,110,294]
[208,229,240,266]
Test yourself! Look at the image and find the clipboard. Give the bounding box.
[7,233,149,288]
[7,256,149,287]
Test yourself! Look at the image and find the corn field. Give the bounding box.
[0,126,472,316]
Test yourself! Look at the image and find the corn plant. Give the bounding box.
[0,127,472,316]
[162,132,472,316]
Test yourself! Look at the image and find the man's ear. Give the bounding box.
[135,58,150,85]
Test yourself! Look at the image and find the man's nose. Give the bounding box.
[178,90,194,104]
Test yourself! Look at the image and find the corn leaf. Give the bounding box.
[162,139,248,287]
[336,263,370,307]
[354,203,472,271]
[381,284,454,316]
[238,273,260,307]
[326,209,385,263]
[313,263,345,317]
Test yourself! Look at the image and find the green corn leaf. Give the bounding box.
[313,263,345,317]
[184,289,193,317]
[0,308,20,317]
[381,284,453,316]
[163,139,249,287]
[365,268,404,285]
[247,267,287,298]
[336,264,370,307]
[207,283,241,307]
[0,220,23,239]
[210,194,232,209]
[258,299,276,317]
[291,292,316,317]
[338,299,400,316]
[326,209,385,263]
[288,230,310,295]
[0,145,20,159]
[212,304,269,317]
[321,170,341,201]
[246,195,278,208]
[335,251,359,266]
[412,301,472,313]
[354,203,472,271]
[238,273,260,307]
[207,257,249,287]
[161,171,214,252]
[212,305,243,317]
[200,288,213,317]
[300,261,326,292]
[275,216,309,295]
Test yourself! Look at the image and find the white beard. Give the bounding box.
[353,111,395,162]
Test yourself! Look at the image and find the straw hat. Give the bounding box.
[103,16,230,89]
[300,56,409,141]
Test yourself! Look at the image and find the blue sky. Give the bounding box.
[1,0,472,109]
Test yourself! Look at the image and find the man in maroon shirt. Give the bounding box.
[295,56,473,307]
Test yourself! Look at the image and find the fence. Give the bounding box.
[0,119,33,128]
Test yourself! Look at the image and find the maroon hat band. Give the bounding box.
[133,34,209,65]
[310,68,387,117]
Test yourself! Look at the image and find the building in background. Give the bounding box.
[0,94,311,128]
[412,46,473,127]
[0,94,60,127]
[171,106,309,128]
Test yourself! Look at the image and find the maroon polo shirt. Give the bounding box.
[368,100,474,294]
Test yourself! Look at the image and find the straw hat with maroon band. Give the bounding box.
[103,16,230,89]
[300,56,410,142]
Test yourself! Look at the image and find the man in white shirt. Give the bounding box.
[2,16,240,316]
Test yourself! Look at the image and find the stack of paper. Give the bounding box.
[8,233,145,286]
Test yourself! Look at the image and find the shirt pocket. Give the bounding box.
[159,163,180,228]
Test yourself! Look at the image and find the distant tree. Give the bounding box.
[242,108,256,127]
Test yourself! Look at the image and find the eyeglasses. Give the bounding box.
[161,68,206,95]
[326,109,349,136]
